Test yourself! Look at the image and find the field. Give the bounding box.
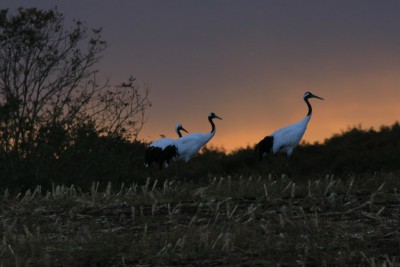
[1,173,400,266]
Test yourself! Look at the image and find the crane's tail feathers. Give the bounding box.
[159,145,179,169]
[256,136,274,161]
[144,146,163,167]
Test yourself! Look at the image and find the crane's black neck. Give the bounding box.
[208,116,216,133]
[304,97,312,116]
[177,129,183,138]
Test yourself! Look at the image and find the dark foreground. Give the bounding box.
[1,173,400,266]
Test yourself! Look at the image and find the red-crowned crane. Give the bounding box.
[172,112,222,162]
[256,92,324,160]
[144,123,188,169]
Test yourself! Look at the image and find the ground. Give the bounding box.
[1,173,400,266]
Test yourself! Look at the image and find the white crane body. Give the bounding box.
[174,132,215,162]
[171,112,222,162]
[271,115,311,156]
[150,138,175,149]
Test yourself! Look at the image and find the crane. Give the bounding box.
[172,112,222,162]
[144,123,188,169]
[256,92,323,160]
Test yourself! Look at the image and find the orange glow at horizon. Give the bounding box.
[142,69,400,153]
[161,115,400,154]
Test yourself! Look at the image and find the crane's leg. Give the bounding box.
[147,164,154,177]
[281,154,299,179]
[282,149,296,178]
[259,154,280,179]
[274,158,286,179]
[283,160,290,178]
[174,159,190,182]
[268,154,291,179]
[174,161,179,179]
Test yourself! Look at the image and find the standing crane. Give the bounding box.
[144,123,188,169]
[256,92,324,160]
[172,112,222,162]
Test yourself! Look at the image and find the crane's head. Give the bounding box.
[304,92,324,100]
[209,112,223,120]
[175,123,189,133]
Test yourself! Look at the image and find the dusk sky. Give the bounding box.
[2,1,400,152]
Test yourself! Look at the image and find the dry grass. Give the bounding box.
[1,173,400,266]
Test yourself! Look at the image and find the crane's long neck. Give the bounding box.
[209,117,216,134]
[177,129,183,138]
[304,97,312,116]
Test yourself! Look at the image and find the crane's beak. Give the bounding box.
[181,127,189,133]
[312,94,324,100]
[214,115,223,120]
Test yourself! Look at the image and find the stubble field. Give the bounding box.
[1,173,400,266]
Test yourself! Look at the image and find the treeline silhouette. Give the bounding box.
[294,123,400,175]
[1,121,400,191]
